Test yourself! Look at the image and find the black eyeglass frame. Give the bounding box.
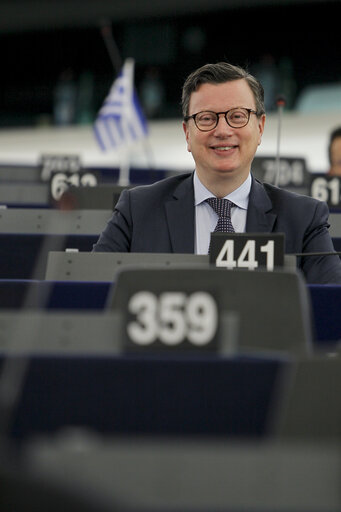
[184,107,259,131]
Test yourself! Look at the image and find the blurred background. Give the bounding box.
[0,0,340,172]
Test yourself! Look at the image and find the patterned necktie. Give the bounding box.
[206,197,235,254]
[206,197,235,233]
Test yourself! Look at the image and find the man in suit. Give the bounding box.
[93,62,341,284]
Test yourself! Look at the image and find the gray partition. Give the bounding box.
[26,436,341,512]
[0,310,122,355]
[62,184,132,210]
[0,208,111,234]
[274,356,341,439]
[0,183,49,205]
[0,164,41,182]
[329,212,341,237]
[109,267,312,356]
[45,251,297,282]
[45,252,210,281]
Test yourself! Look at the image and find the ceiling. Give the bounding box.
[0,0,326,33]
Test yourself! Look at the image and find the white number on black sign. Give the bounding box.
[310,177,340,205]
[216,240,275,271]
[127,291,218,346]
[263,159,305,186]
[51,172,98,200]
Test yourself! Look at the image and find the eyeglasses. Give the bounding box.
[184,107,258,131]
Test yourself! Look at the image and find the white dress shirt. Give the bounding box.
[194,171,251,255]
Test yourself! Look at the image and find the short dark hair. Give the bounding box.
[328,126,341,165]
[181,62,265,118]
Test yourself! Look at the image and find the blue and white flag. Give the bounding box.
[94,59,148,151]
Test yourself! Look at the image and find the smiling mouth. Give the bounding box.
[211,145,237,151]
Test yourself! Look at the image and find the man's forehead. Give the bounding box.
[189,79,255,110]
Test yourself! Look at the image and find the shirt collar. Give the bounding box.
[194,171,251,210]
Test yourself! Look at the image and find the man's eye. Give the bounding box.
[230,111,247,121]
[199,114,215,122]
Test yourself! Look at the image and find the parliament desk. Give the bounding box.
[0,209,112,279]
[2,355,340,511]
[0,283,340,512]
[3,355,283,441]
[0,234,98,279]
[0,279,340,346]
[21,434,341,512]
[0,208,111,234]
[0,167,168,208]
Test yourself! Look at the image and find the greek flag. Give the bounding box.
[94,59,148,150]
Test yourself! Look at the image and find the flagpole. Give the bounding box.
[99,20,122,75]
[118,148,131,187]
[99,21,155,178]
[99,20,129,185]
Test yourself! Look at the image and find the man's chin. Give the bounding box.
[213,165,240,176]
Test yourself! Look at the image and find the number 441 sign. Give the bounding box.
[209,233,285,271]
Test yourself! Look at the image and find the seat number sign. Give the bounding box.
[50,170,98,201]
[40,154,98,201]
[210,233,285,270]
[309,174,341,207]
[125,290,218,351]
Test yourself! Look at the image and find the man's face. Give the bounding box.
[183,79,265,188]
[329,137,341,176]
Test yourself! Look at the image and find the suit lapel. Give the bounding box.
[163,175,277,252]
[246,177,277,232]
[165,174,195,253]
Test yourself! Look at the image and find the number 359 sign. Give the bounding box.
[111,268,222,353]
[127,291,218,350]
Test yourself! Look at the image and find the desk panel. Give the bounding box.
[329,212,341,237]
[0,234,98,279]
[3,355,341,444]
[332,236,341,251]
[0,208,111,234]
[309,284,341,342]
[5,356,283,441]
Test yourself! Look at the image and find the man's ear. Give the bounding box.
[183,121,191,153]
[257,114,266,145]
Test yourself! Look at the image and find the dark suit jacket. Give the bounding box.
[93,172,341,284]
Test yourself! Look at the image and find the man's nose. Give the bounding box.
[213,114,234,135]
